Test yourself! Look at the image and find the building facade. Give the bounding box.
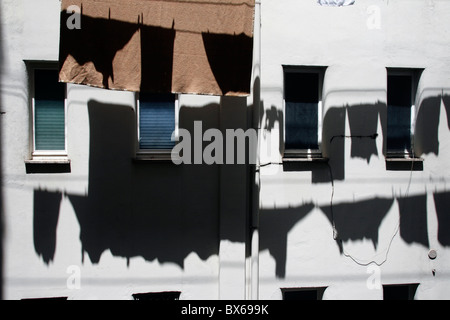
[1,0,450,300]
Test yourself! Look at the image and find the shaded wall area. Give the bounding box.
[260,191,450,278]
[443,95,450,130]
[33,189,63,264]
[29,85,450,280]
[259,95,450,278]
[433,191,450,247]
[0,1,4,299]
[33,97,251,268]
[414,95,442,156]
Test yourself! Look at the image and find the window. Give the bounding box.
[386,69,421,158]
[281,287,326,300]
[28,63,67,160]
[283,66,325,159]
[136,92,178,160]
[132,291,181,300]
[383,284,418,300]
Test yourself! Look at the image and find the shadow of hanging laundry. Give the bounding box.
[202,32,253,96]
[65,100,136,263]
[443,95,450,130]
[313,107,346,183]
[320,197,394,253]
[139,24,175,93]
[33,189,63,264]
[60,12,175,93]
[59,13,140,89]
[259,203,315,278]
[65,100,222,267]
[397,194,429,248]
[433,191,450,247]
[414,96,441,156]
[263,105,284,157]
[347,102,385,163]
[0,2,3,298]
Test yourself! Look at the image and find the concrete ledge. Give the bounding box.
[25,158,71,174]
[385,157,424,171]
[282,156,329,163]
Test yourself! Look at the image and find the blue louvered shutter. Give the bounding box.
[34,69,66,151]
[139,93,175,150]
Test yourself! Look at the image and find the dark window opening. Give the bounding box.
[387,74,412,153]
[281,287,326,300]
[284,69,321,151]
[383,284,419,300]
[132,291,181,301]
[22,296,68,300]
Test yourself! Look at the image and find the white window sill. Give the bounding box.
[385,150,423,162]
[385,156,423,162]
[283,151,328,163]
[282,156,329,163]
[25,157,71,165]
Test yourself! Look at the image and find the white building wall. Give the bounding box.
[0,0,252,300]
[1,0,450,300]
[259,0,450,299]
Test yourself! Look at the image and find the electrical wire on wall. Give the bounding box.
[327,132,400,267]
[258,128,419,267]
[327,128,424,266]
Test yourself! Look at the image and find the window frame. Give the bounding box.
[281,287,327,300]
[26,61,68,161]
[382,283,419,300]
[132,291,181,300]
[135,92,179,160]
[386,68,421,159]
[282,65,326,160]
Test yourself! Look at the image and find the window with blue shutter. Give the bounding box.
[139,93,176,150]
[34,69,66,151]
